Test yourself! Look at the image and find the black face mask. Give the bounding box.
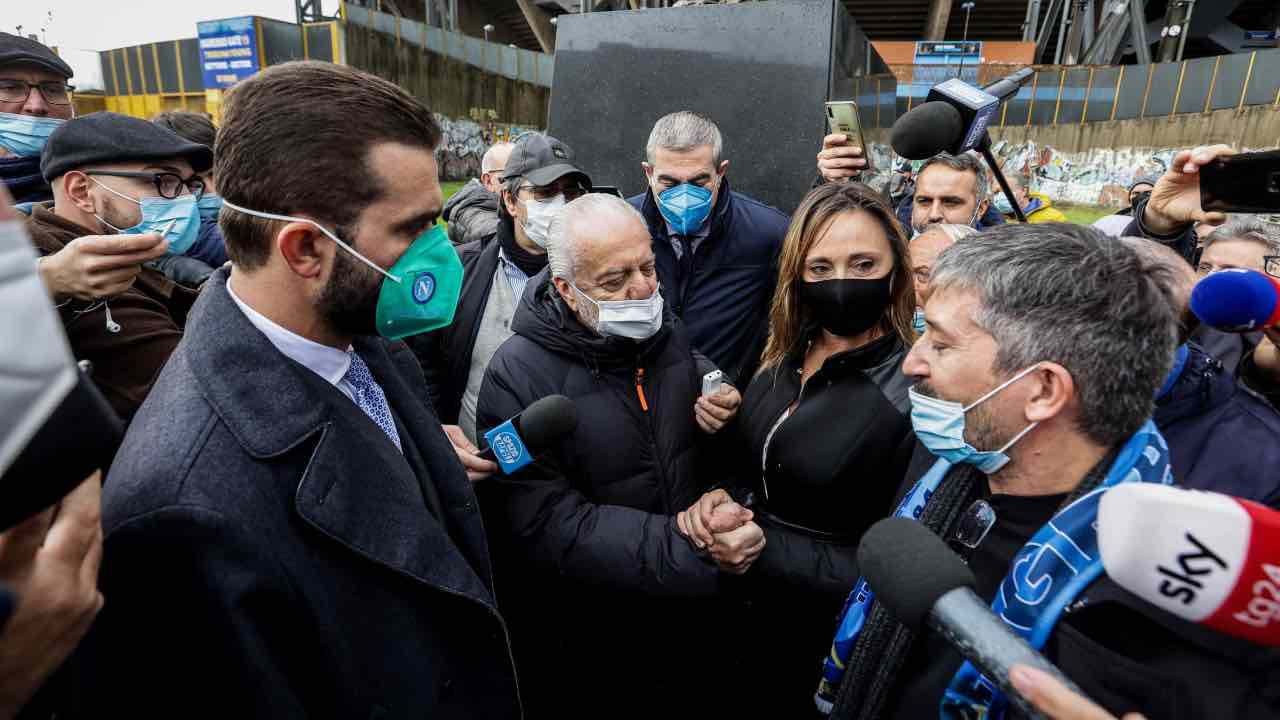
[799,276,893,337]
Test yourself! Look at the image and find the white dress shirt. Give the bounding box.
[226,277,357,402]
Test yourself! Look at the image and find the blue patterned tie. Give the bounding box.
[344,351,402,451]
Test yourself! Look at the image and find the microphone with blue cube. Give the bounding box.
[480,394,578,475]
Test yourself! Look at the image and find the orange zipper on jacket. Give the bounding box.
[635,367,649,412]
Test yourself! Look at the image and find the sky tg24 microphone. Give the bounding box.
[1099,483,1280,646]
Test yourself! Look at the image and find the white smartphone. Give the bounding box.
[825,100,874,172]
[701,370,724,398]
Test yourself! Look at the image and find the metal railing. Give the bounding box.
[893,48,1280,127]
[343,4,554,88]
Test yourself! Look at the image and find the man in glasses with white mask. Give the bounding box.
[474,192,750,717]
[412,133,592,466]
[24,112,209,420]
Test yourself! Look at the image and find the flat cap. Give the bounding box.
[0,33,73,79]
[41,112,213,182]
[502,133,591,188]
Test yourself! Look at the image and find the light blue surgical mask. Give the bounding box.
[993,193,1015,215]
[90,178,200,256]
[197,193,223,223]
[912,307,927,334]
[908,364,1041,474]
[656,182,713,235]
[0,111,64,157]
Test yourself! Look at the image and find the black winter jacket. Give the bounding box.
[629,178,788,385]
[475,271,731,718]
[728,332,914,716]
[409,227,503,424]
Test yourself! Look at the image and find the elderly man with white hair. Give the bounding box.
[475,192,753,717]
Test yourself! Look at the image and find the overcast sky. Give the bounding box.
[9,0,299,90]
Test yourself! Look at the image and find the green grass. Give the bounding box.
[441,180,466,201]
[1057,203,1119,226]
[439,180,467,234]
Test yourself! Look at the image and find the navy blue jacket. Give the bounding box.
[189,216,229,268]
[74,269,521,718]
[1155,343,1280,507]
[629,179,788,384]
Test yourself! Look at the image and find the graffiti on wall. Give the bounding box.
[435,114,538,181]
[989,139,1177,207]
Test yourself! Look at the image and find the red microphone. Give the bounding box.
[1099,484,1280,646]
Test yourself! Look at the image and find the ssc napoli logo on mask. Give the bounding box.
[411,272,437,305]
[492,431,522,464]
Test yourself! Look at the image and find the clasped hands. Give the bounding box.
[675,489,764,574]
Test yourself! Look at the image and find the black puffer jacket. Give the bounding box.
[729,332,915,716]
[475,271,730,718]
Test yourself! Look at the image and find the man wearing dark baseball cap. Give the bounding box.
[0,32,75,204]
[410,132,591,450]
[24,112,211,419]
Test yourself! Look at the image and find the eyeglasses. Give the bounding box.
[1266,256,1280,279]
[0,79,73,106]
[84,171,205,200]
[518,183,588,202]
[948,499,997,563]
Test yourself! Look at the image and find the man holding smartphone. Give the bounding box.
[1124,144,1280,412]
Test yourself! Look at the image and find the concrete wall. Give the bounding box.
[989,105,1280,154]
[343,20,549,127]
[988,106,1280,207]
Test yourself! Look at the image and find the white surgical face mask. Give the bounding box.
[573,284,664,340]
[521,194,565,249]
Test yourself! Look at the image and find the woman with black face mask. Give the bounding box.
[676,182,917,716]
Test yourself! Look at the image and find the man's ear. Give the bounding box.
[60,171,96,214]
[501,187,519,217]
[641,162,655,184]
[716,159,729,177]
[276,221,334,281]
[552,276,577,312]
[1024,362,1073,425]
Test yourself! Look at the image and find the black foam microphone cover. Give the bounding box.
[517,394,579,452]
[889,101,965,161]
[856,516,976,628]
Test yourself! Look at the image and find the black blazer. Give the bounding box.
[73,270,522,719]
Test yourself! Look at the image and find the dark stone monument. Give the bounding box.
[546,0,896,215]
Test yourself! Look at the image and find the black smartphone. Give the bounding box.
[590,185,625,199]
[1200,150,1280,214]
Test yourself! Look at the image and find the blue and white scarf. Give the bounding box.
[815,420,1173,716]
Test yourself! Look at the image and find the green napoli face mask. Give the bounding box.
[221,200,463,339]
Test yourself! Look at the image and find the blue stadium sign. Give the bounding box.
[197,16,259,89]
